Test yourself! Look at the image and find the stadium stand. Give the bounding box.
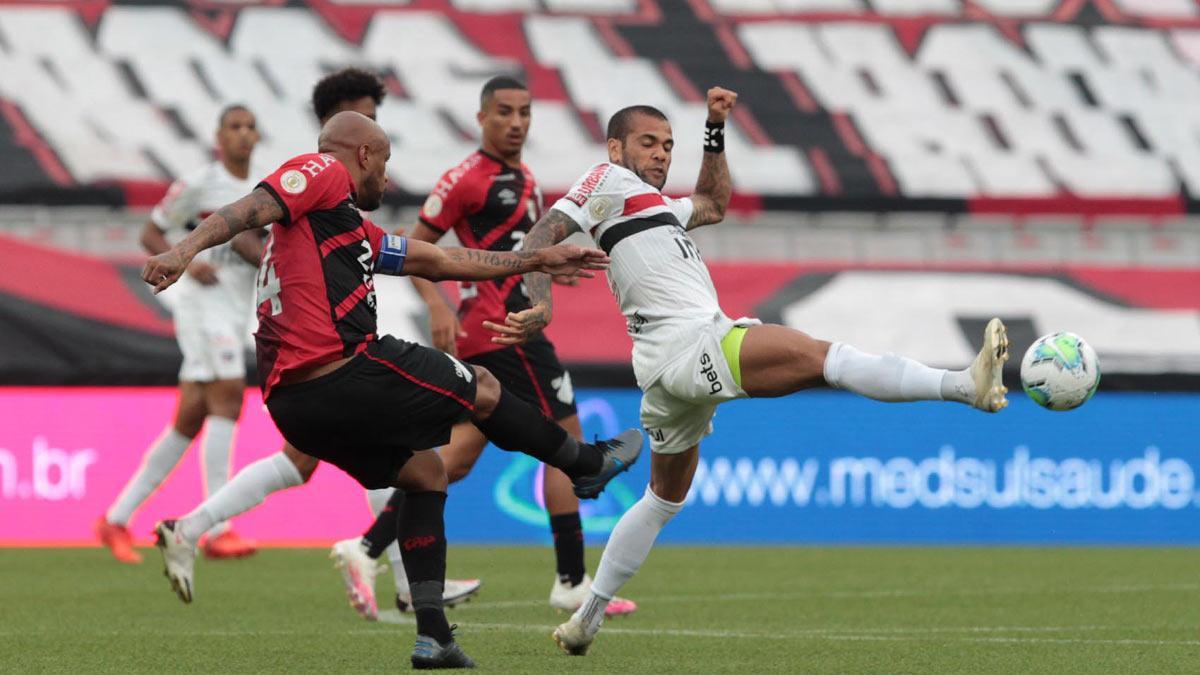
[3,0,1200,210]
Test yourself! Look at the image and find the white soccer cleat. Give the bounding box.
[330,538,381,621]
[549,575,637,617]
[553,613,596,656]
[970,317,1010,413]
[154,520,197,604]
[397,578,483,612]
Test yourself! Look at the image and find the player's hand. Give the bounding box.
[187,260,219,286]
[551,274,580,287]
[429,302,465,356]
[142,249,190,294]
[706,86,738,124]
[484,303,549,346]
[534,244,609,280]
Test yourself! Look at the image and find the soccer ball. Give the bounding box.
[1020,332,1100,411]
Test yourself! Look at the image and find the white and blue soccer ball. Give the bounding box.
[1020,332,1100,411]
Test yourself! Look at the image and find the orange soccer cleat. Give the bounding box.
[95,518,143,564]
[202,530,258,559]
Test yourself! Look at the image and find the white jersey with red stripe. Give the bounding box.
[152,160,263,307]
[553,161,730,388]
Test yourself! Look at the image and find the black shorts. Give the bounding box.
[466,336,577,421]
[266,336,477,489]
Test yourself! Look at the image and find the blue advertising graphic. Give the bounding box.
[443,389,1200,544]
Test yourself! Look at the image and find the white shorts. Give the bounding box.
[174,298,249,383]
[639,317,758,454]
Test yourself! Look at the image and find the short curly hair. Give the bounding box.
[311,67,386,123]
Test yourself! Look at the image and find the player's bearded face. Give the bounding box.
[217,109,259,163]
[358,142,390,211]
[616,118,673,190]
[478,89,531,158]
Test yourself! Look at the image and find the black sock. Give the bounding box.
[474,388,602,478]
[362,489,405,559]
[398,491,451,644]
[550,512,585,586]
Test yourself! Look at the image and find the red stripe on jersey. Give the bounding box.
[515,346,553,418]
[622,192,666,216]
[333,283,370,321]
[319,230,366,258]
[478,177,536,250]
[362,353,476,411]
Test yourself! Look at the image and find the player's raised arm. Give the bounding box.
[393,235,605,282]
[141,187,283,294]
[686,86,737,231]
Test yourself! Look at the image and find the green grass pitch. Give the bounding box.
[2,546,1198,673]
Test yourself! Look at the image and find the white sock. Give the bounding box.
[576,486,684,635]
[201,416,237,539]
[178,452,302,544]
[106,427,192,526]
[823,342,948,403]
[365,487,393,516]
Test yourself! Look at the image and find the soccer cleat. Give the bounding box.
[549,575,637,617]
[397,579,483,613]
[411,631,476,669]
[154,520,197,604]
[571,429,644,500]
[330,538,381,621]
[95,518,142,564]
[970,317,1010,413]
[202,530,257,559]
[553,614,596,656]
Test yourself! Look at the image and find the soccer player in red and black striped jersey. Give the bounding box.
[144,112,643,669]
[339,77,637,618]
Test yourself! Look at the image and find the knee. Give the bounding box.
[649,474,690,504]
[443,455,474,484]
[173,415,204,439]
[208,382,245,420]
[283,444,318,482]
[397,452,449,493]
[471,366,501,418]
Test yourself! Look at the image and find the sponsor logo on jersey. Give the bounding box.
[565,164,610,206]
[280,170,307,194]
[498,188,518,205]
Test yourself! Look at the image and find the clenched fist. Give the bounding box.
[706,87,738,124]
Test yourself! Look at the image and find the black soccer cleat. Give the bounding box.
[411,632,476,670]
[571,429,644,500]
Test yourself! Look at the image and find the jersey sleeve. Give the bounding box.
[666,196,695,228]
[551,163,625,233]
[150,175,200,231]
[418,169,476,234]
[257,153,352,226]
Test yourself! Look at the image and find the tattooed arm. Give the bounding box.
[687,86,737,231]
[142,187,282,293]
[483,208,583,345]
[401,235,604,282]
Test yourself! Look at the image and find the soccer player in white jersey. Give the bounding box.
[486,87,1011,655]
[97,105,265,563]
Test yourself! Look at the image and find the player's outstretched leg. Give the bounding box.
[469,367,643,499]
[394,450,475,670]
[152,446,315,604]
[738,318,1009,411]
[555,448,691,655]
[545,416,637,618]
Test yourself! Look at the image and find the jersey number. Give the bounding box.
[673,236,700,261]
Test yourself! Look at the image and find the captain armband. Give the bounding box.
[375,234,408,275]
[704,121,725,154]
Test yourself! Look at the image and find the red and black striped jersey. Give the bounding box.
[254,152,387,398]
[419,150,544,359]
